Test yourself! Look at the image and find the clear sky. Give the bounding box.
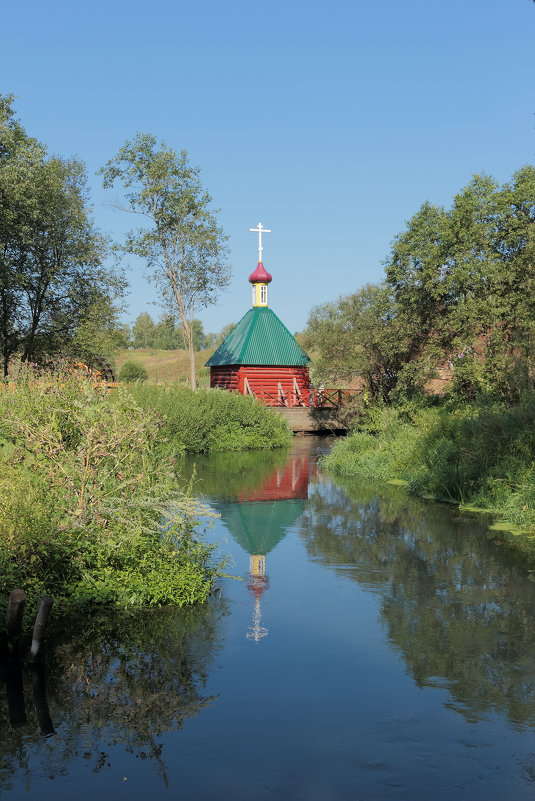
[2,0,534,335]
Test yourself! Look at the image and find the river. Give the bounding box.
[1,436,535,799]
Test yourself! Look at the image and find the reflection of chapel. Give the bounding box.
[214,445,314,641]
[206,224,311,406]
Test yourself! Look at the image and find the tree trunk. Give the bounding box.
[181,314,196,391]
[163,246,197,391]
[188,329,196,390]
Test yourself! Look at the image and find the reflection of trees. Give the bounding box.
[178,436,323,503]
[178,447,290,500]
[0,598,226,790]
[301,476,535,727]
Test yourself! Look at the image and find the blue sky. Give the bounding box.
[2,0,534,334]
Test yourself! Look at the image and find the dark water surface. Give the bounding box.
[2,437,535,800]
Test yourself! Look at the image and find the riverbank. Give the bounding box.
[126,382,292,452]
[323,395,535,538]
[0,366,291,611]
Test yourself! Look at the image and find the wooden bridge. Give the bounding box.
[247,385,363,410]
[260,388,362,433]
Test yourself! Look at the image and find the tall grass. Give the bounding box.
[0,364,217,610]
[323,395,535,530]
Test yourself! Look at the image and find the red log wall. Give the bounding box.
[210,365,240,392]
[210,365,310,406]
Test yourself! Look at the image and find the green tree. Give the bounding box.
[69,295,130,365]
[306,283,435,402]
[215,321,236,345]
[0,94,122,375]
[191,318,208,350]
[132,312,156,348]
[153,313,181,349]
[100,134,230,389]
[385,168,535,401]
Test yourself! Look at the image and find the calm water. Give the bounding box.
[2,436,535,800]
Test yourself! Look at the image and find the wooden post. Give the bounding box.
[29,597,54,661]
[6,589,27,642]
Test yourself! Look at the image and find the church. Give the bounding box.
[205,224,311,406]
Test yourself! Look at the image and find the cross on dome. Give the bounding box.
[249,222,271,264]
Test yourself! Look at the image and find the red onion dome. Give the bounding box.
[248,262,272,284]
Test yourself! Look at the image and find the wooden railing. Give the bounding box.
[258,387,363,408]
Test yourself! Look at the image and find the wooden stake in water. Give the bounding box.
[6,589,27,641]
[29,597,54,661]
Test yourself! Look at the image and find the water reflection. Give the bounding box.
[300,476,535,728]
[184,439,319,641]
[0,599,225,790]
[3,439,534,798]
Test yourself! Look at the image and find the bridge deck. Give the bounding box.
[272,406,347,433]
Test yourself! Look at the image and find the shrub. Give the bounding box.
[323,394,535,530]
[126,384,292,453]
[119,360,148,382]
[0,363,216,609]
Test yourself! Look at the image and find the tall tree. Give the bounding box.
[0,95,122,375]
[132,312,156,348]
[385,168,535,400]
[305,283,436,402]
[100,135,230,389]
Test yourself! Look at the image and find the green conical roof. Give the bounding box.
[205,307,310,367]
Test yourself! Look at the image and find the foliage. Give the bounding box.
[305,282,437,402]
[0,363,216,609]
[306,166,534,404]
[0,94,124,376]
[132,311,208,350]
[68,295,130,364]
[385,167,535,402]
[118,359,148,382]
[323,394,535,530]
[100,134,230,389]
[126,383,292,454]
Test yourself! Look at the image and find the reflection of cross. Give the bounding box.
[249,222,271,263]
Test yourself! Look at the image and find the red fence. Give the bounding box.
[258,387,363,408]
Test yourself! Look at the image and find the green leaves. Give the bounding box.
[0,365,218,609]
[306,282,436,403]
[125,383,292,453]
[384,167,535,400]
[0,94,123,374]
[100,134,230,389]
[308,166,535,405]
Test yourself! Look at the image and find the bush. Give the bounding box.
[323,395,535,530]
[126,384,292,453]
[0,363,216,610]
[119,360,148,382]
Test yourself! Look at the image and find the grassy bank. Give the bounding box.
[0,367,289,611]
[114,348,213,384]
[323,395,535,533]
[126,383,292,453]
